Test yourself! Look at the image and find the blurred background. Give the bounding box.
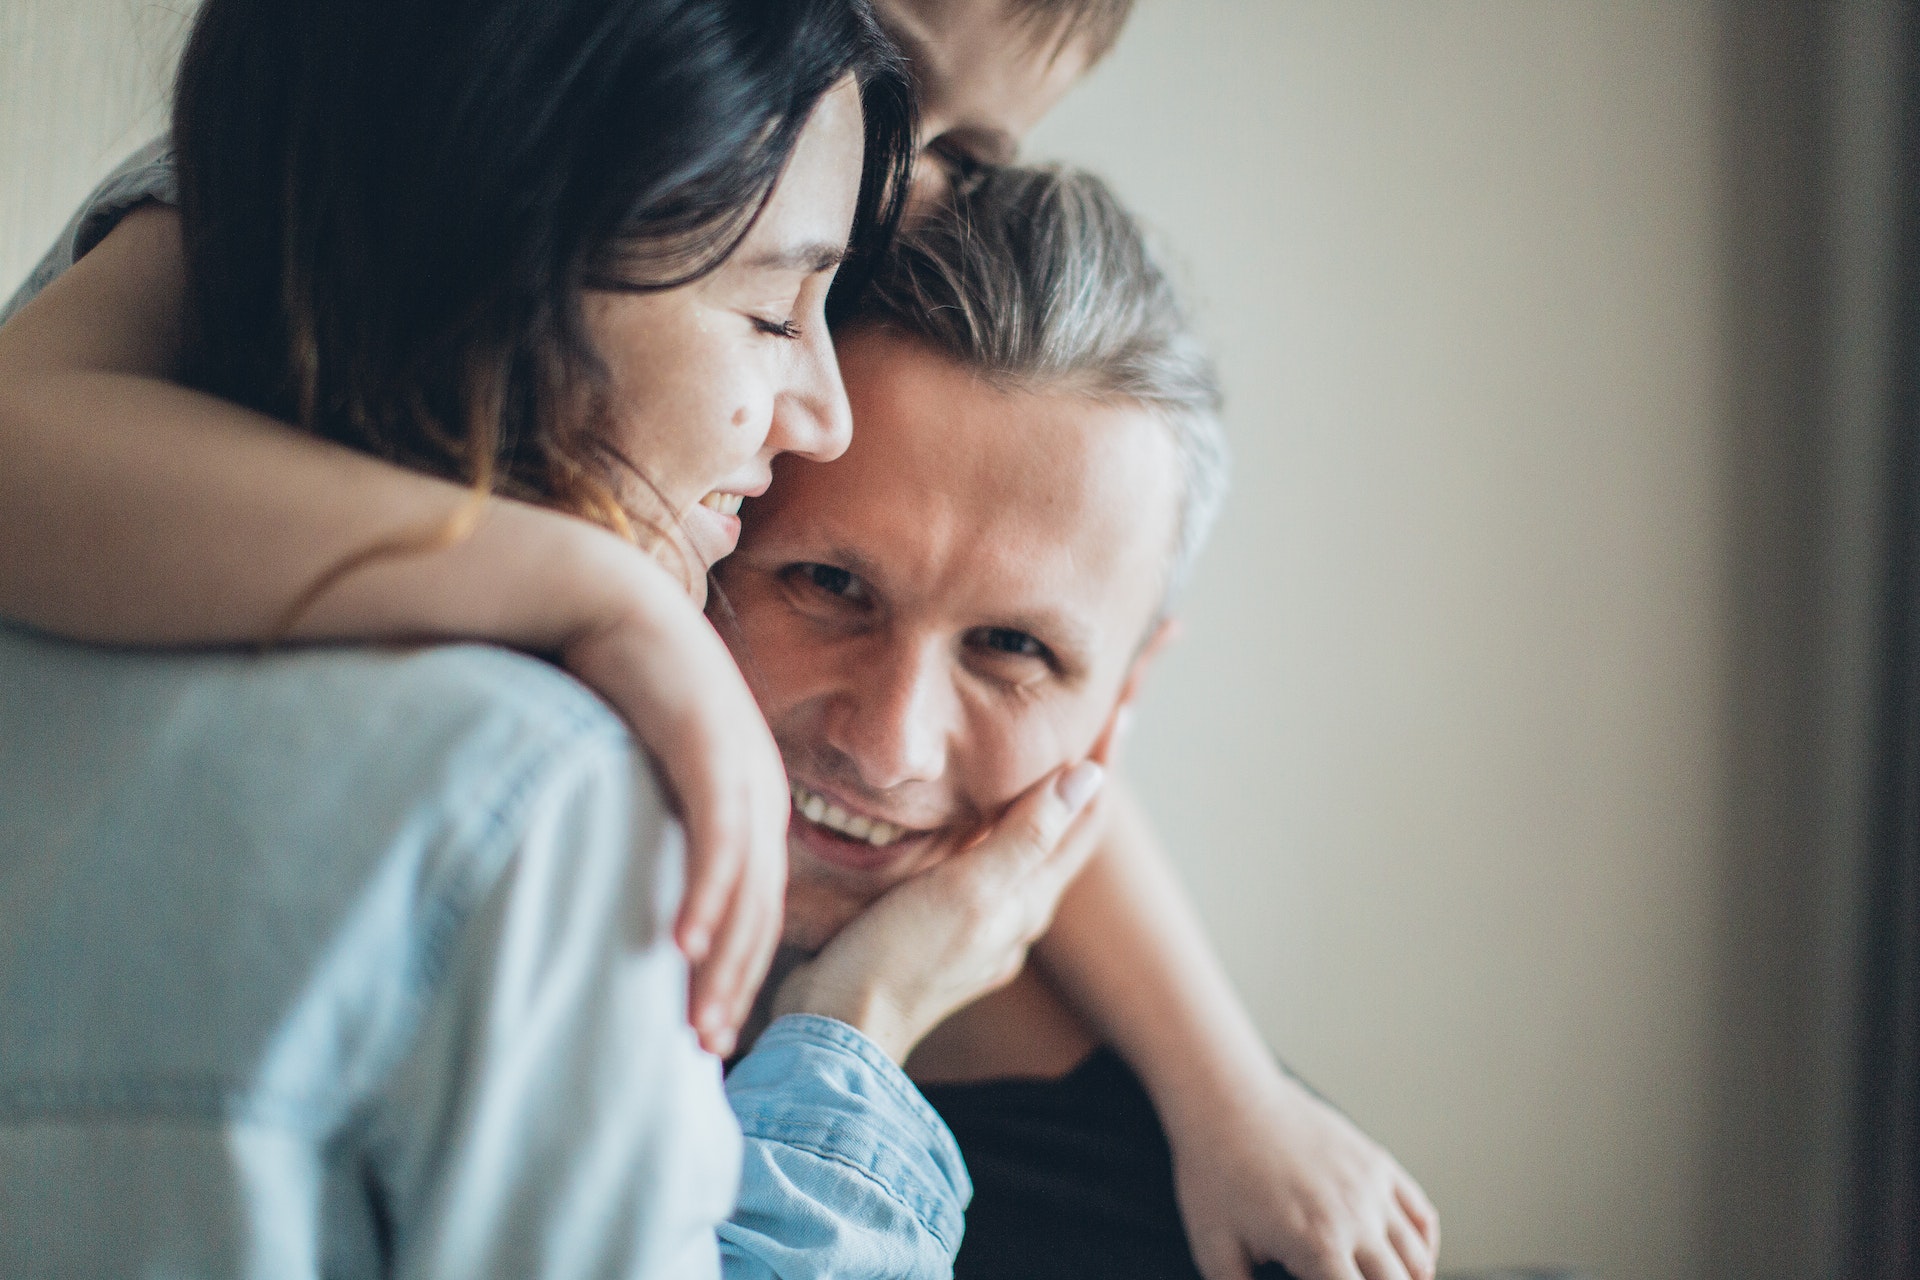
[2,4,1907,1279]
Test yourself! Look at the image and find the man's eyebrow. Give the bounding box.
[741,242,847,274]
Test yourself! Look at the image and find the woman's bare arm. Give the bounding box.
[0,206,785,1053]
[1033,782,1441,1280]
[0,205,599,646]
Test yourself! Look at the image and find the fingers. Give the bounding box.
[685,813,786,1057]
[1029,761,1108,891]
[668,736,751,964]
[1187,1234,1256,1280]
[952,761,1105,948]
[1384,1211,1434,1280]
[1287,1249,1366,1280]
[1354,1242,1412,1280]
[668,711,787,1057]
[996,759,1104,854]
[1395,1178,1440,1254]
[671,796,734,964]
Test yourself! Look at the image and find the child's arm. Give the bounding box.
[0,207,783,1053]
[1033,782,1441,1280]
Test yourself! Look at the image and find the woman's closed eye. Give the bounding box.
[751,315,803,340]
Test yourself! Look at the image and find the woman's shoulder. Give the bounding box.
[0,629,644,850]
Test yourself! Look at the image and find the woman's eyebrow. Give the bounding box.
[741,242,847,273]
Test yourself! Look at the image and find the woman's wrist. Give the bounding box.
[771,961,916,1064]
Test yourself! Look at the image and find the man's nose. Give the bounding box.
[766,322,852,464]
[826,638,955,793]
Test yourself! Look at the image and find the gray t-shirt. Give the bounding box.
[1,136,177,327]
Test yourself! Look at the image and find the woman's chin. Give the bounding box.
[683,502,743,569]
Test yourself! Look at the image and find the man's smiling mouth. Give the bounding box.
[789,780,921,848]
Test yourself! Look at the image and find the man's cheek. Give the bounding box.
[974,715,1081,812]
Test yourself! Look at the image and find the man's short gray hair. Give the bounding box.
[848,165,1229,605]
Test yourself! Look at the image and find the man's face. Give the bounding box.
[872,0,1099,211]
[713,329,1180,951]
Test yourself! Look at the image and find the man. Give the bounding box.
[715,165,1335,1280]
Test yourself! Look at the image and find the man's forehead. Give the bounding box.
[838,330,1171,500]
[745,330,1178,638]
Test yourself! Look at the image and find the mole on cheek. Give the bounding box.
[733,406,750,428]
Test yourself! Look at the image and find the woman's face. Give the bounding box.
[583,78,866,600]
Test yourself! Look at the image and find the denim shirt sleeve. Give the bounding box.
[370,731,744,1280]
[722,1015,972,1280]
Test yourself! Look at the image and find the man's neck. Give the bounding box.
[731,944,816,1065]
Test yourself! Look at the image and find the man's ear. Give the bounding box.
[1089,616,1181,766]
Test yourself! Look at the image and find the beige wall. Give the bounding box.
[0,0,183,294]
[1026,4,1856,1279]
[2,4,1852,1279]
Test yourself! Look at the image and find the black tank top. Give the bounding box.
[919,1048,1298,1280]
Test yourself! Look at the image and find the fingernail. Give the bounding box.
[681,925,711,960]
[1056,761,1105,811]
[1113,706,1134,746]
[711,1029,737,1059]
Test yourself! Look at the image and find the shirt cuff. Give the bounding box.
[727,1013,971,1256]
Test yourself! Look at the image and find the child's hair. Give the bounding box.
[172,0,914,536]
[848,163,1227,605]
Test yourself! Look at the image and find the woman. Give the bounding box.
[0,0,1104,1275]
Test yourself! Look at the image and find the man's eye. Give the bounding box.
[975,627,1047,660]
[810,564,852,593]
[788,562,864,600]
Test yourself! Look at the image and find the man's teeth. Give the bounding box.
[790,782,908,847]
[699,491,744,516]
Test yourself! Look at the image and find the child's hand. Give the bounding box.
[1168,1071,1439,1280]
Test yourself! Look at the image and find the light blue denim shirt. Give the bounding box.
[0,626,968,1278]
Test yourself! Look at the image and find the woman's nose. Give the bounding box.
[767,323,853,464]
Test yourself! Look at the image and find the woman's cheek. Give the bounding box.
[731,368,783,457]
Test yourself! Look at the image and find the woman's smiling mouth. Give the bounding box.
[685,490,755,567]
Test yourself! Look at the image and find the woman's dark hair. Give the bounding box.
[172,0,912,536]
